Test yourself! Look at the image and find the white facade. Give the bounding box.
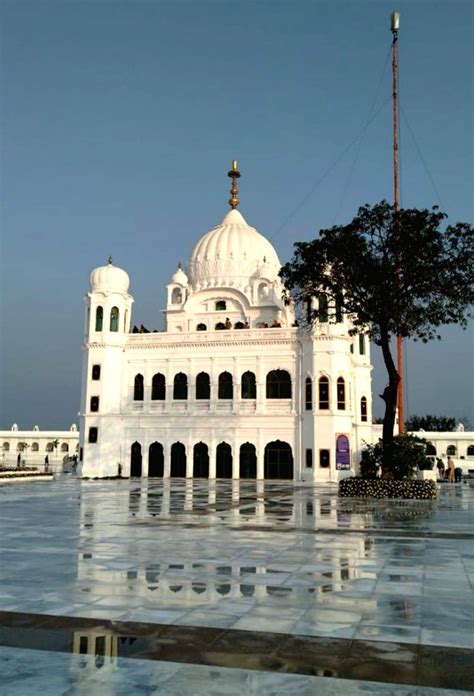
[0,424,79,470]
[79,204,374,481]
[371,424,474,472]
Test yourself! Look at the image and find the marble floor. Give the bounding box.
[0,477,473,693]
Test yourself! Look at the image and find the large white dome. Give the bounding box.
[90,260,130,294]
[188,209,281,289]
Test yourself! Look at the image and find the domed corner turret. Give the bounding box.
[85,257,134,339]
[89,256,130,295]
[166,263,188,307]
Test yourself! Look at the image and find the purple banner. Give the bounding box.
[336,434,351,470]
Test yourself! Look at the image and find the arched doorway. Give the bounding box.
[130,442,142,477]
[240,442,257,478]
[148,442,164,477]
[170,442,186,477]
[193,442,209,478]
[264,441,293,479]
[216,442,232,478]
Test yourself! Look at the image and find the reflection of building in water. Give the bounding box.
[79,165,373,481]
[72,631,117,669]
[77,481,371,604]
[70,630,119,696]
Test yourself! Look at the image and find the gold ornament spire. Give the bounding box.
[227,159,241,209]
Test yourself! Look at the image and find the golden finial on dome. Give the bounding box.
[227,160,241,209]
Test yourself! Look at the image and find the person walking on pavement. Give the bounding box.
[447,456,455,483]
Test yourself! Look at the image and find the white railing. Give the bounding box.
[126,327,298,348]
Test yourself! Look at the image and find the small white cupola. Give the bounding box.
[90,256,130,294]
[86,256,134,338]
[167,263,188,307]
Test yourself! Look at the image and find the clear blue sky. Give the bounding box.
[1,0,472,429]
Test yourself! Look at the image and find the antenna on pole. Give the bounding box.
[391,10,404,434]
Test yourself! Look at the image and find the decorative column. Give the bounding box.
[165,359,172,413]
[208,437,216,479]
[186,437,193,478]
[233,356,241,414]
[163,440,171,478]
[232,435,240,479]
[256,356,265,414]
[257,430,265,480]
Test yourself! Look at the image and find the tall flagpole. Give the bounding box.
[391,11,404,434]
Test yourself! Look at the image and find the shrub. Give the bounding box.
[359,444,380,479]
[339,477,437,500]
[360,434,432,480]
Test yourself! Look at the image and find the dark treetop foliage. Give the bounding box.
[280,201,473,460]
[280,201,474,344]
[405,414,456,432]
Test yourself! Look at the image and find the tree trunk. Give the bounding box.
[379,328,400,473]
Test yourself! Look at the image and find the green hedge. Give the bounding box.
[339,477,437,499]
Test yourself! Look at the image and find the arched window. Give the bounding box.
[359,334,365,355]
[173,373,188,400]
[31,442,39,452]
[426,443,437,456]
[215,322,226,330]
[171,287,182,304]
[196,323,207,331]
[2,443,10,452]
[151,373,166,401]
[319,449,330,468]
[467,445,474,456]
[318,293,328,322]
[61,443,69,453]
[318,377,330,410]
[216,301,226,311]
[241,371,256,399]
[88,428,98,444]
[266,370,292,399]
[337,377,346,410]
[95,306,103,331]
[446,445,456,456]
[305,377,312,410]
[361,396,368,422]
[90,396,99,412]
[196,372,210,400]
[234,322,245,329]
[218,372,233,399]
[46,443,54,452]
[134,374,144,401]
[110,306,119,332]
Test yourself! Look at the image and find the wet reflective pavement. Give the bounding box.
[0,478,473,694]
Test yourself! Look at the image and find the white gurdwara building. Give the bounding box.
[79,166,373,481]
